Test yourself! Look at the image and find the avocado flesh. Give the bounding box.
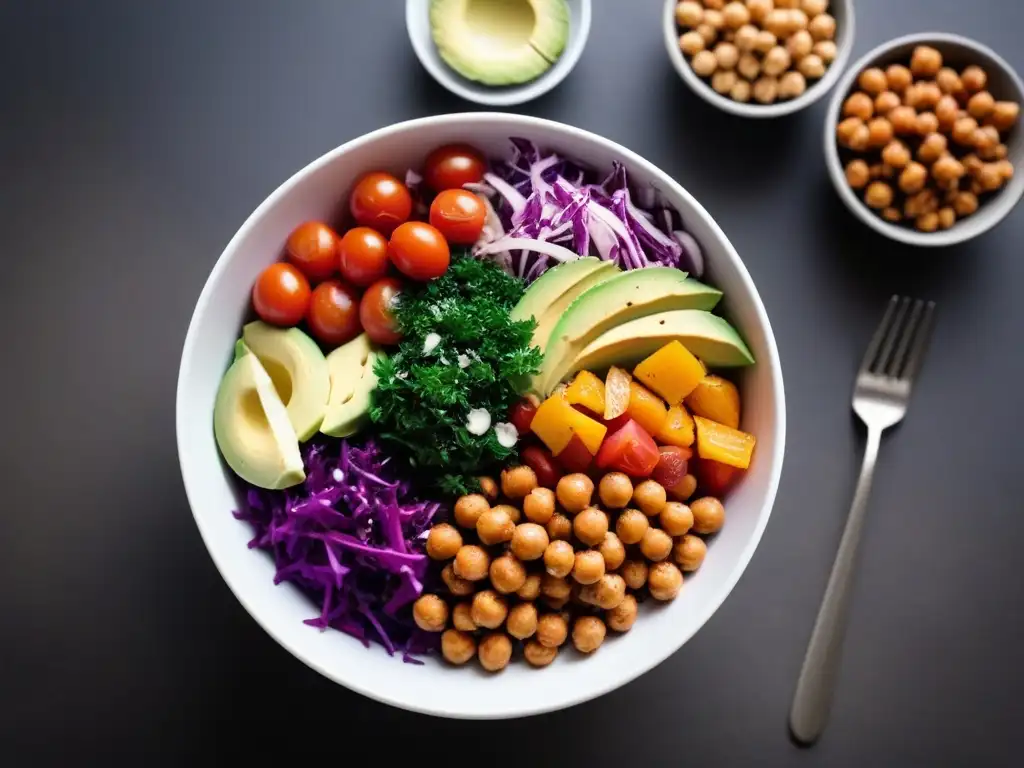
[320,334,384,438]
[569,310,755,379]
[214,353,305,490]
[241,322,330,443]
[536,267,723,393]
[430,0,570,86]
[233,339,250,362]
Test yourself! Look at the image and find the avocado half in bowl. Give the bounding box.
[407,0,592,106]
[176,113,786,719]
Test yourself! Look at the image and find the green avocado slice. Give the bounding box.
[320,334,385,438]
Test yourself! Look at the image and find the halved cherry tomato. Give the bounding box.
[423,144,486,191]
[252,262,311,327]
[554,435,593,473]
[695,458,743,497]
[338,227,389,287]
[388,221,450,281]
[652,445,692,490]
[306,279,361,347]
[350,172,412,234]
[359,277,403,345]
[521,445,561,489]
[429,189,486,245]
[595,419,660,478]
[603,413,632,434]
[285,221,339,281]
[509,397,539,436]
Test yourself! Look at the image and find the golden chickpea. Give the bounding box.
[713,69,738,95]
[967,91,995,120]
[574,507,610,546]
[797,54,825,80]
[544,540,576,578]
[981,141,1008,161]
[545,595,569,611]
[517,572,542,601]
[919,82,943,109]
[674,534,708,571]
[973,124,1000,152]
[915,112,939,137]
[592,574,627,610]
[606,593,639,633]
[952,116,979,145]
[535,613,568,648]
[847,123,871,151]
[787,29,813,60]
[723,2,751,28]
[813,40,837,63]
[452,601,475,632]
[963,153,984,176]
[953,191,979,216]
[714,42,740,71]
[762,46,790,78]
[774,0,799,8]
[511,523,549,561]
[808,12,836,41]
[969,178,985,196]
[904,189,937,219]
[936,67,963,95]
[470,589,508,630]
[788,8,809,33]
[523,487,555,525]
[937,207,957,230]
[845,159,870,189]
[597,472,632,509]
[441,563,475,596]
[881,141,911,169]
[680,31,706,57]
[705,0,725,10]
[753,29,777,54]
[546,512,572,542]
[746,0,773,23]
[704,8,726,29]
[936,95,960,130]
[572,616,607,654]
[696,23,718,45]
[478,632,512,672]
[573,550,606,585]
[734,24,758,52]
[599,532,627,570]
[633,480,668,517]
[763,9,789,37]
[489,553,527,594]
[477,476,499,503]
[910,46,942,78]
[541,572,571,601]
[413,594,448,632]
[669,473,698,501]
[648,561,684,601]
[997,159,1015,180]
[866,118,893,148]
[738,52,761,80]
[932,155,966,185]
[729,81,750,106]
[660,501,695,536]
[640,527,674,562]
[454,544,490,581]
[475,507,514,546]
[453,494,489,529]
[978,162,1005,191]
[898,162,929,195]
[801,0,828,14]
[917,132,947,164]
[869,163,894,180]
[615,508,649,544]
[881,206,902,223]
[506,602,538,640]
[889,105,918,135]
[493,503,521,525]
[882,64,911,93]
[441,629,476,665]
[556,473,594,513]
[961,65,987,93]
[426,524,462,561]
[915,212,940,233]
[691,496,726,534]
[501,465,537,500]
[675,0,704,28]
[621,559,649,590]
[990,101,1020,131]
[779,71,807,100]
[875,90,901,115]
[523,639,558,667]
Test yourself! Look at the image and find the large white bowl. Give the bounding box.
[176,113,786,719]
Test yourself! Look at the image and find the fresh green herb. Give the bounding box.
[369,255,542,494]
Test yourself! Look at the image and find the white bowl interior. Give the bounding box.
[176,114,785,719]
[406,0,591,107]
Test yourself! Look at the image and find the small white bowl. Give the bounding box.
[825,32,1024,247]
[406,0,591,106]
[663,0,855,118]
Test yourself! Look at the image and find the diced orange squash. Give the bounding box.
[604,366,632,420]
[626,381,669,436]
[565,370,606,417]
[656,404,696,448]
[686,375,741,429]
[694,415,756,469]
[532,392,608,456]
[633,340,706,405]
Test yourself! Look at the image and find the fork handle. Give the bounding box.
[789,427,883,745]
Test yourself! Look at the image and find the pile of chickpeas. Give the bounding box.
[412,464,726,672]
[837,45,1020,232]
[675,0,838,105]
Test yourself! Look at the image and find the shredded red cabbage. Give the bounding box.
[234,438,445,663]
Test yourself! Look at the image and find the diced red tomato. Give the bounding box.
[603,413,631,434]
[509,397,539,436]
[652,445,692,490]
[521,445,561,489]
[695,457,743,497]
[554,435,593,473]
[595,420,660,478]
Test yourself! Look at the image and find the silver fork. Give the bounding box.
[789,296,936,745]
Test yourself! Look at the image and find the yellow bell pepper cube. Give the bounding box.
[694,415,756,469]
[626,381,669,436]
[656,404,696,448]
[531,393,608,456]
[565,370,606,417]
[633,340,705,406]
[686,375,741,429]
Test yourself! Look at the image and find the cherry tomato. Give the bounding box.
[652,446,692,490]
[388,222,450,281]
[349,172,412,234]
[554,435,593,473]
[285,221,339,281]
[695,458,743,497]
[338,227,390,287]
[509,397,539,436]
[423,143,486,191]
[429,189,486,245]
[521,445,561,490]
[603,413,632,434]
[359,277,403,345]
[252,262,311,327]
[306,279,361,347]
[595,420,660,477]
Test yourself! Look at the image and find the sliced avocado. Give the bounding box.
[233,339,250,362]
[511,258,620,353]
[569,310,755,379]
[241,322,330,442]
[320,334,385,438]
[214,353,305,490]
[536,267,723,393]
[430,0,570,87]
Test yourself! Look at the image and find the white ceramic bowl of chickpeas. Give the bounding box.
[826,33,1024,245]
[665,0,855,117]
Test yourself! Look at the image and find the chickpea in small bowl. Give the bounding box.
[825,33,1024,246]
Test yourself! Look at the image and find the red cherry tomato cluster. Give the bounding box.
[249,144,490,349]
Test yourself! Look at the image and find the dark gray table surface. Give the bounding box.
[2,0,1023,764]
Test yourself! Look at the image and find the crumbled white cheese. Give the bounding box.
[439,355,449,366]
[465,408,492,436]
[494,422,518,448]
[332,469,344,483]
[429,304,442,319]
[395,370,409,380]
[457,354,471,369]
[423,332,442,355]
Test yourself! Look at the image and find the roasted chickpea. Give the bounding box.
[453,544,490,581]
[936,95,960,130]
[572,550,606,585]
[981,141,1009,161]
[478,632,512,672]
[966,90,995,120]
[734,23,758,52]
[904,189,938,219]
[801,0,827,13]
[506,602,538,640]
[572,616,607,654]
[535,613,568,648]
[476,507,514,545]
[990,101,1020,131]
[633,480,668,517]
[799,54,826,80]
[919,82,943,109]
[501,465,537,500]
[657,501,693,537]
[761,46,790,78]
[937,207,957,230]
[556,473,594,513]
[847,122,871,152]
[441,563,475,596]
[470,590,508,630]
[953,191,979,217]
[453,494,489,529]
[696,23,718,46]
[807,12,836,41]
[704,8,726,30]
[789,8,809,32]
[753,29,777,54]
[953,116,979,145]
[932,155,966,185]
[452,602,476,632]
[675,0,703,28]
[874,90,901,115]
[441,629,476,665]
[738,52,761,80]
[889,106,918,135]
[545,595,569,611]
[648,561,685,601]
[489,554,527,594]
[674,534,708,571]
[426,523,462,561]
[722,1,751,28]
[973,125,1000,152]
[573,507,609,546]
[867,118,894,148]
[963,153,984,176]
[640,527,674,562]
[746,0,773,23]
[996,159,1014,180]
[493,503,521,525]
[413,594,448,632]
[881,141,911,169]
[591,574,627,610]
[915,111,939,137]
[691,497,726,534]
[779,71,807,100]
[978,163,1005,191]
[546,512,572,542]
[881,64,910,93]
[680,31,706,57]
[523,639,558,667]
[511,523,549,561]
[917,132,947,164]
[541,572,571,602]
[961,65,987,93]
[773,0,799,8]
[616,508,650,544]
[517,572,542,601]
[714,42,740,72]
[881,206,902,223]
[786,29,813,60]
[813,40,837,63]
[712,69,738,95]
[869,163,894,180]
[915,212,940,233]
[544,540,576,578]
[910,46,942,78]
[729,78,751,102]
[606,593,639,633]
[599,532,627,571]
[836,116,863,145]
[844,159,870,189]
[596,472,631,509]
[898,162,928,195]
[936,67,963,95]
[523,487,555,524]
[621,559,649,590]
[763,9,789,37]
[669,473,698,502]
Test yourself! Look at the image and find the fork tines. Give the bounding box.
[861,296,936,382]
